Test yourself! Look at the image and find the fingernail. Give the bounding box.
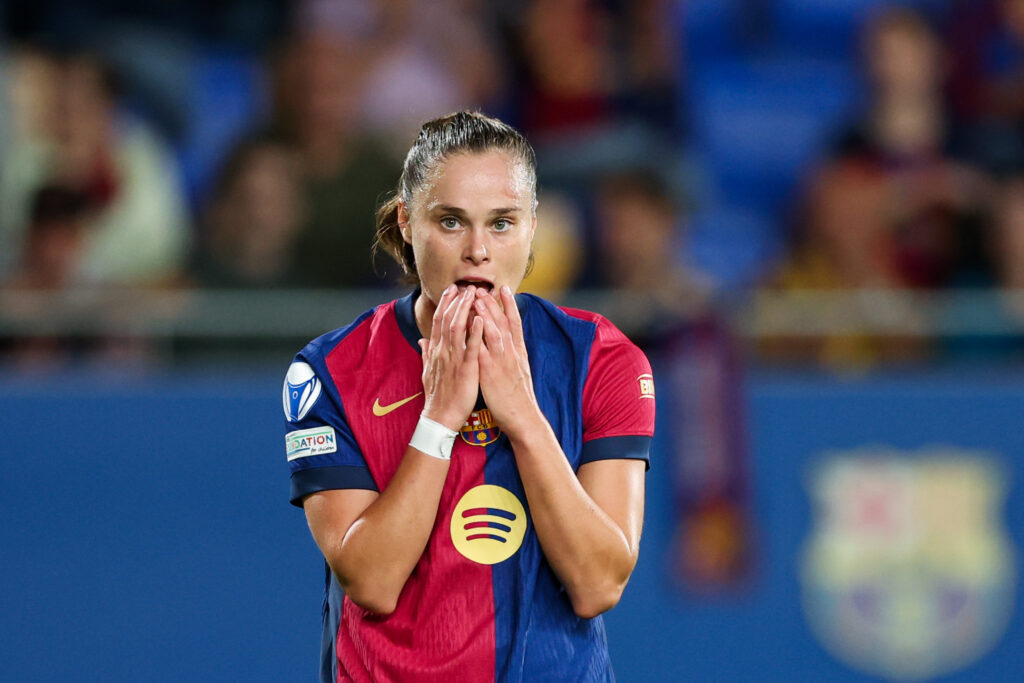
[502,285,511,296]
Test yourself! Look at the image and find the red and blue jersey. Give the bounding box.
[284,290,655,682]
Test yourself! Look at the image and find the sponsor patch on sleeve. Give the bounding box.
[638,373,655,399]
[286,426,338,461]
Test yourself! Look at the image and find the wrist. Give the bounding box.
[500,406,549,445]
[421,405,466,433]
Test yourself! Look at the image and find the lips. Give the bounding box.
[455,278,494,293]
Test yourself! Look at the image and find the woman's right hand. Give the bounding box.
[419,284,484,432]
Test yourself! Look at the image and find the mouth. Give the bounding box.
[455,278,494,294]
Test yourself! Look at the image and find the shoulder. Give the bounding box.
[300,303,387,362]
[555,303,646,363]
[293,295,410,376]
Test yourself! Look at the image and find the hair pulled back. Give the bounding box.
[374,111,537,284]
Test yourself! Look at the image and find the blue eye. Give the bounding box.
[440,217,460,230]
[493,219,512,232]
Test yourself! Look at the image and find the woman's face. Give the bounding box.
[400,150,536,307]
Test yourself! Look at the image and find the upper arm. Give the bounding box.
[576,318,654,555]
[283,356,379,506]
[303,488,380,565]
[577,459,646,555]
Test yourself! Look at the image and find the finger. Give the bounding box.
[500,285,526,349]
[477,294,514,354]
[430,284,456,346]
[465,315,484,361]
[475,291,508,336]
[448,286,476,351]
[482,315,504,353]
[440,286,468,348]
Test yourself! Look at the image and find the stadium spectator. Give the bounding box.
[0,183,153,369]
[592,170,709,312]
[350,0,505,148]
[0,46,190,286]
[517,190,586,300]
[589,170,752,591]
[758,8,995,368]
[498,0,684,192]
[991,176,1024,342]
[261,20,400,288]
[191,134,306,288]
[948,0,1024,174]
[3,184,92,291]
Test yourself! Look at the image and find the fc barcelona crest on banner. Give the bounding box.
[460,409,501,446]
[800,448,1016,681]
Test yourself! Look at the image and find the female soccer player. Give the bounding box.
[283,111,655,682]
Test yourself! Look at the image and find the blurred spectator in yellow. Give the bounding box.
[190,134,306,288]
[518,190,585,300]
[0,46,190,286]
[262,15,400,288]
[758,8,995,369]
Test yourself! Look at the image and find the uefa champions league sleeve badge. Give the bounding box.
[283,361,323,422]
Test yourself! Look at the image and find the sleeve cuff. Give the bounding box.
[290,465,379,506]
[580,435,652,470]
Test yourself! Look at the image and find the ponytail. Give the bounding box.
[373,192,417,283]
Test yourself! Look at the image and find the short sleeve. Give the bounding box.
[283,356,378,506]
[579,319,656,467]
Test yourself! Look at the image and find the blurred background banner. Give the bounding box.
[3,0,1024,681]
[2,368,1022,682]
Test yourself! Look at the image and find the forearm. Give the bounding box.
[320,447,449,614]
[507,416,639,618]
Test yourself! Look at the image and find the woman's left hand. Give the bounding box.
[473,286,542,441]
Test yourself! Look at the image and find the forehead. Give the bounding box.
[418,150,532,211]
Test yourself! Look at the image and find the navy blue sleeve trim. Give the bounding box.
[290,465,379,506]
[580,435,652,470]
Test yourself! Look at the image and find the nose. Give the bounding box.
[463,226,490,265]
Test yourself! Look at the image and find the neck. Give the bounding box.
[413,290,436,338]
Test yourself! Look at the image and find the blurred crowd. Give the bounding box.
[0,0,1023,371]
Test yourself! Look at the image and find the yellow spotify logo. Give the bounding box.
[450,485,527,565]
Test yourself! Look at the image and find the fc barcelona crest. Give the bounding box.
[800,447,1016,681]
[460,409,501,446]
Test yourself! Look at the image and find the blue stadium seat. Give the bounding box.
[177,50,267,210]
[771,0,950,60]
[679,0,746,63]
[688,57,859,217]
[686,206,779,290]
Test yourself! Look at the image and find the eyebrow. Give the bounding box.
[429,204,522,216]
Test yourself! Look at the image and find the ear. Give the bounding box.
[397,200,412,245]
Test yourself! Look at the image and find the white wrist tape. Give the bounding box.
[409,414,458,460]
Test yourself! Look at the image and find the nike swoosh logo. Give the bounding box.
[372,392,423,417]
